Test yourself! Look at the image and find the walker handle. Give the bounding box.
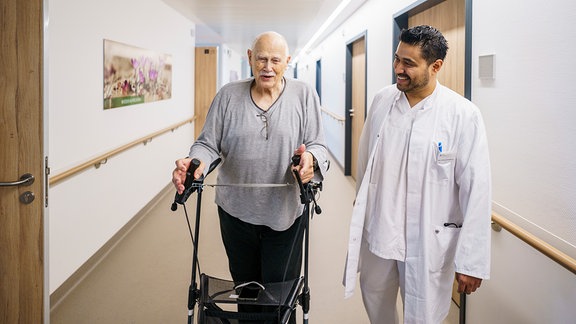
[171,158,201,210]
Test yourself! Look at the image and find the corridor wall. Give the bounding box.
[468,1,576,322]
[48,0,195,293]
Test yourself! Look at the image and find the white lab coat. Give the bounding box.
[344,83,492,323]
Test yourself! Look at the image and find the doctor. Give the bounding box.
[344,25,492,323]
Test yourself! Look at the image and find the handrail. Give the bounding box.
[321,107,345,122]
[49,117,195,186]
[492,212,576,275]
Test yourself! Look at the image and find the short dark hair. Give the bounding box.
[399,25,448,65]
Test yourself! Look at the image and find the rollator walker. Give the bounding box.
[171,155,323,324]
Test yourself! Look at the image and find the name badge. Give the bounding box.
[437,152,456,162]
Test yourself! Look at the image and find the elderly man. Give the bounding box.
[173,31,328,323]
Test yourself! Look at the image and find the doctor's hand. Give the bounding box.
[172,157,205,194]
[291,144,315,184]
[455,272,482,295]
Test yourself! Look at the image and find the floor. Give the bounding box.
[50,162,459,323]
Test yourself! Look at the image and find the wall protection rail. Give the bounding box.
[49,117,195,186]
[321,107,345,123]
[492,212,576,275]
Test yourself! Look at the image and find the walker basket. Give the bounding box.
[197,274,304,324]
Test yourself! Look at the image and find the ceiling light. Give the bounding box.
[291,0,352,67]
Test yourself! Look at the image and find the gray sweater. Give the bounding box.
[189,77,328,231]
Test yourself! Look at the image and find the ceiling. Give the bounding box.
[162,0,366,62]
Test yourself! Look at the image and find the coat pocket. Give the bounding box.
[429,151,456,185]
[429,225,460,272]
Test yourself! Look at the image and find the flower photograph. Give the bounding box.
[103,39,172,109]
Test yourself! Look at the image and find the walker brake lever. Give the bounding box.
[171,158,202,211]
[291,154,301,167]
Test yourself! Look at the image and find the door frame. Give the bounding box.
[315,59,322,105]
[42,0,50,320]
[344,30,368,176]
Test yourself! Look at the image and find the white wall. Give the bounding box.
[297,0,414,167]
[219,44,245,87]
[471,0,576,255]
[468,1,576,322]
[48,0,195,293]
[468,229,576,323]
[298,0,576,322]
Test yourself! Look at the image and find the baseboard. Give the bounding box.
[49,183,174,312]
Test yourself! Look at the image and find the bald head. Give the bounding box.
[251,31,290,56]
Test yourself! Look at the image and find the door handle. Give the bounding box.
[349,109,355,117]
[0,173,35,187]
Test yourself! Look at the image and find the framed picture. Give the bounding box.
[103,39,172,109]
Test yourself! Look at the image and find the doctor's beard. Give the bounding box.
[396,72,430,94]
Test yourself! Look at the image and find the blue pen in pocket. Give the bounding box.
[438,142,443,153]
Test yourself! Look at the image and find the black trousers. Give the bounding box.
[218,206,304,324]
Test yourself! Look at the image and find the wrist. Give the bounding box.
[311,154,319,171]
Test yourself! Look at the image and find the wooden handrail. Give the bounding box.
[492,212,576,275]
[321,107,345,122]
[49,117,195,186]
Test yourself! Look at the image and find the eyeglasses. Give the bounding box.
[257,113,269,140]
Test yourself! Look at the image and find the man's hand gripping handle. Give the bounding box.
[171,158,201,211]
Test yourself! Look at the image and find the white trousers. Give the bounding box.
[359,241,406,324]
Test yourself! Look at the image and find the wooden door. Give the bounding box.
[350,37,366,181]
[409,0,465,96]
[194,47,218,138]
[0,0,45,322]
[409,0,466,307]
